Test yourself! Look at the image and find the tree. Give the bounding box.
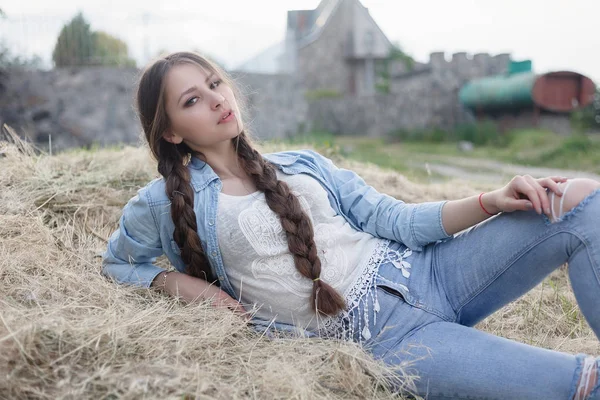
[52,12,135,67]
[93,31,136,67]
[52,12,95,66]
[0,46,43,69]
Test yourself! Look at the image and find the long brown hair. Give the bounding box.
[135,51,345,316]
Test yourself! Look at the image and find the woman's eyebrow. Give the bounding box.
[177,74,215,104]
[178,86,197,105]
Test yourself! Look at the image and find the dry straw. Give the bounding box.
[1,125,597,399]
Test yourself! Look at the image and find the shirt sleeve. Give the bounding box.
[308,150,451,251]
[102,187,166,288]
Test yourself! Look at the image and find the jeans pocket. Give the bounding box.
[377,284,407,302]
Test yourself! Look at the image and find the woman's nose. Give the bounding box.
[210,93,224,110]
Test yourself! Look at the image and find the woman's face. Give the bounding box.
[162,63,242,150]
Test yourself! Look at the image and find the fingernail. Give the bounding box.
[545,208,550,215]
[526,202,533,209]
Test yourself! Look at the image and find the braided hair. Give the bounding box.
[135,51,345,316]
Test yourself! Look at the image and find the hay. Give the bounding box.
[1,127,597,399]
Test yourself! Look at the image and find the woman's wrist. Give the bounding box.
[480,192,501,215]
[152,270,176,290]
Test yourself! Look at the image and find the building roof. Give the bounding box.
[288,0,342,48]
[236,0,392,73]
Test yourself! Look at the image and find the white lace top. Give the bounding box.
[216,171,387,333]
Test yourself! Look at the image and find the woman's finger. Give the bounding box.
[503,197,535,212]
[513,176,543,214]
[222,299,250,320]
[547,176,569,183]
[537,177,564,197]
[209,294,247,317]
[524,175,551,215]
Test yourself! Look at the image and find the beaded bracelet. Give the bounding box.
[161,271,174,290]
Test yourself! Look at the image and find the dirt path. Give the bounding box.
[407,156,600,184]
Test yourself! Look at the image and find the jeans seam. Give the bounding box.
[589,359,600,397]
[575,228,600,295]
[452,227,583,319]
[379,320,439,360]
[410,206,417,248]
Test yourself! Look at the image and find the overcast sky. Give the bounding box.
[2,0,599,82]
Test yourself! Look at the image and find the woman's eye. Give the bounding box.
[209,79,222,90]
[185,97,198,107]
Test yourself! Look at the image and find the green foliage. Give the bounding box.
[374,80,390,94]
[304,89,342,101]
[571,88,600,132]
[537,134,595,162]
[52,12,136,67]
[92,31,136,67]
[0,43,43,69]
[452,121,505,146]
[388,43,414,71]
[270,128,600,182]
[375,42,415,94]
[392,120,504,146]
[52,13,95,67]
[273,131,343,160]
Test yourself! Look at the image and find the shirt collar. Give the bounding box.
[263,152,300,166]
[187,152,300,192]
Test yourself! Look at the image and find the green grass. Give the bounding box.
[270,129,600,182]
[270,132,448,182]
[457,129,600,172]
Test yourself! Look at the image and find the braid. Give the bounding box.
[234,133,345,316]
[157,141,215,283]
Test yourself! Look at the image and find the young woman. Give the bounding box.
[103,51,600,399]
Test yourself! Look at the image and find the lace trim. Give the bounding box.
[316,240,416,345]
[317,239,390,342]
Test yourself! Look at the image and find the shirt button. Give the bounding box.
[218,275,224,280]
[211,251,217,257]
[208,220,214,226]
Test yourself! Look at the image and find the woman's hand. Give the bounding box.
[485,175,568,216]
[206,289,250,320]
[157,271,249,320]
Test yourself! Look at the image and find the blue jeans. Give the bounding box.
[349,190,600,399]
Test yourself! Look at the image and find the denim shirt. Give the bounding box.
[102,149,450,336]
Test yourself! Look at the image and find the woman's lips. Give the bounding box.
[218,110,234,124]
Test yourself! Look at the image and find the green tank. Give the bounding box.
[459,72,537,111]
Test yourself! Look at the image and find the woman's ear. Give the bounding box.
[162,129,183,144]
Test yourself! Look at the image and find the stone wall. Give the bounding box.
[0,67,141,150]
[0,50,578,151]
[308,81,455,137]
[306,51,534,137]
[231,71,309,138]
[0,67,307,151]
